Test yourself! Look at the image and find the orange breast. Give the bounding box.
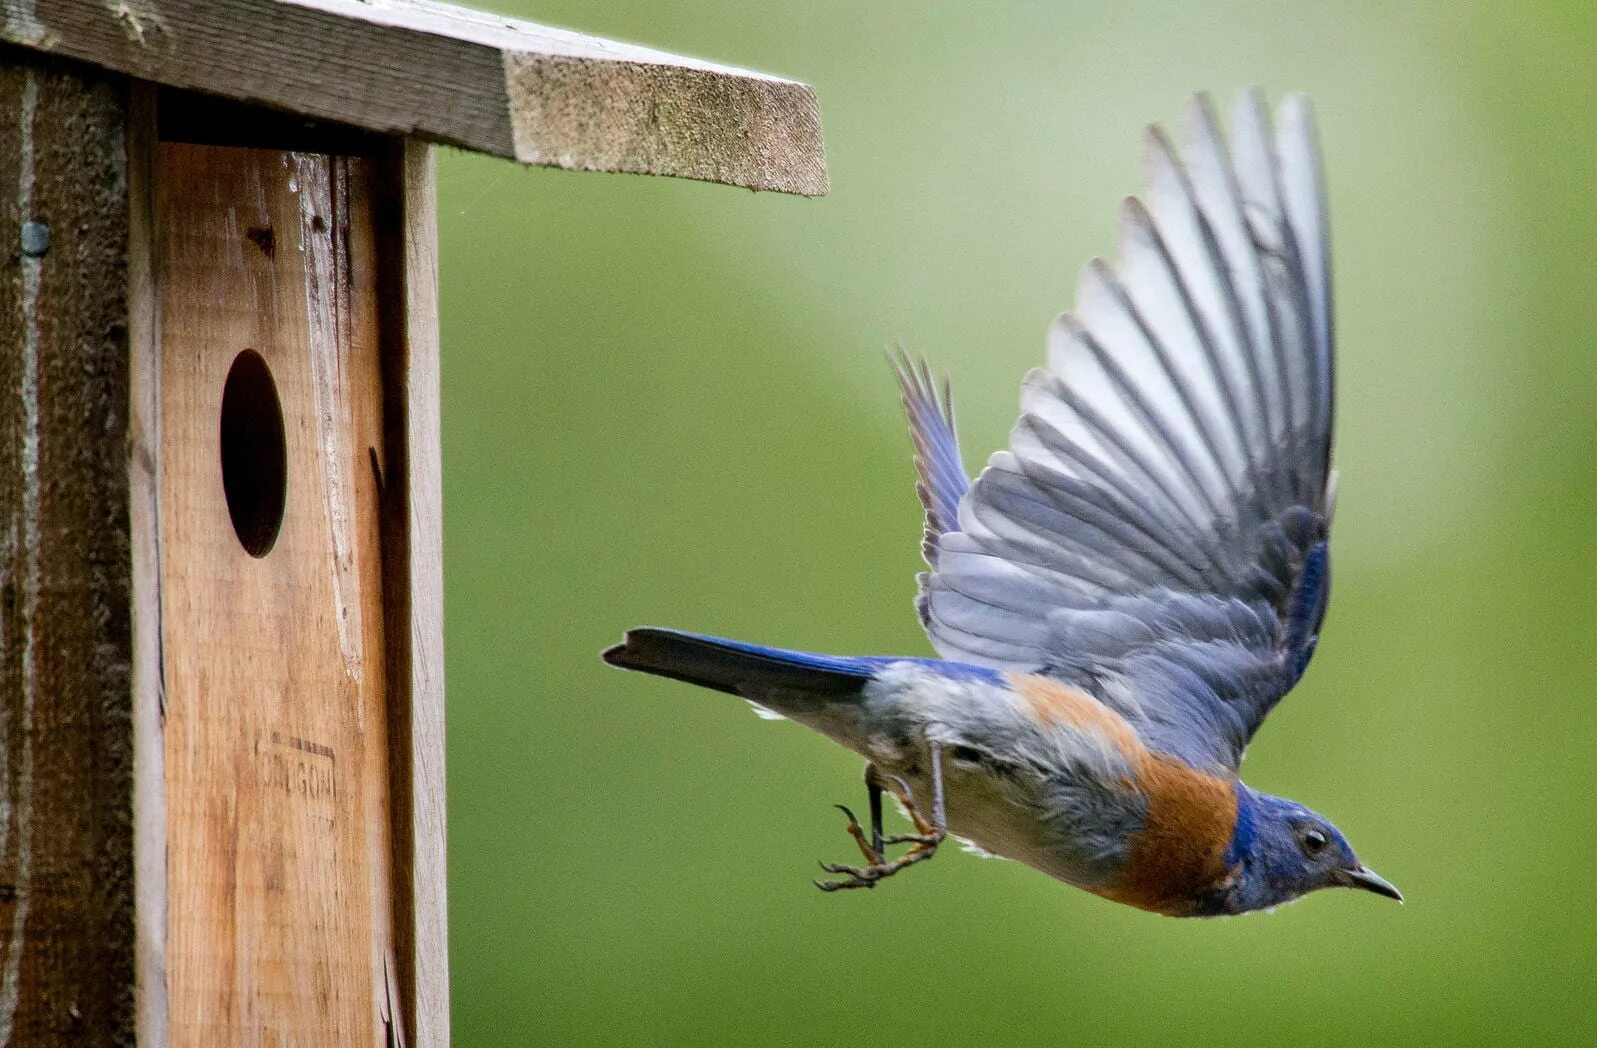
[1007,673,1238,915]
[1093,754,1239,915]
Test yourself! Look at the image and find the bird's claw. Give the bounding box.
[816,758,946,893]
[814,841,941,892]
[886,775,943,840]
[814,859,880,892]
[834,804,882,865]
[884,832,942,847]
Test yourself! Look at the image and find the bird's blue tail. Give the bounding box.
[602,628,887,698]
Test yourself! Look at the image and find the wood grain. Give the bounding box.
[0,54,138,1046]
[372,140,449,1048]
[126,78,168,1048]
[400,141,447,1048]
[5,0,829,196]
[158,143,400,1045]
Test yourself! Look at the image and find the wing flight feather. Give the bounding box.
[909,90,1335,770]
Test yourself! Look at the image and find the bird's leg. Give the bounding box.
[816,742,947,892]
[869,768,886,859]
[884,738,946,848]
[824,765,890,869]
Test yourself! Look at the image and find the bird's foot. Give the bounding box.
[815,847,939,891]
[815,770,946,892]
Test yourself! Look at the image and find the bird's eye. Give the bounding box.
[1300,828,1328,857]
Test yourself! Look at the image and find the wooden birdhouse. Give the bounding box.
[0,2,825,1044]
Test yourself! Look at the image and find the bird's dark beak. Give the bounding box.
[1337,865,1403,902]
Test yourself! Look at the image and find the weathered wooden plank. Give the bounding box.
[0,55,138,1047]
[372,139,448,1048]
[158,143,399,1044]
[125,79,167,1048]
[400,141,448,1048]
[4,0,829,196]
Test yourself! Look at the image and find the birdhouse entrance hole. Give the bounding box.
[219,349,287,557]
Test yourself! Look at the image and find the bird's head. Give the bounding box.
[1211,786,1402,915]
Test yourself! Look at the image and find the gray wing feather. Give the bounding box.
[892,348,969,568]
[920,90,1335,770]
[892,349,972,626]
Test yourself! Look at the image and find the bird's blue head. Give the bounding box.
[1205,785,1402,915]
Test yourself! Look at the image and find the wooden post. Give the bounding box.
[0,2,826,1046]
[0,53,142,1045]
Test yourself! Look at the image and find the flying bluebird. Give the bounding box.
[604,89,1402,916]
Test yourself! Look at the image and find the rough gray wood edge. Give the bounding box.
[398,140,449,1048]
[0,53,139,1046]
[371,137,449,1047]
[4,0,828,195]
[127,79,168,1048]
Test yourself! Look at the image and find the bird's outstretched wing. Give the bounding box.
[921,90,1334,772]
[891,349,971,624]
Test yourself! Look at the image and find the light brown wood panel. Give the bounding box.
[158,142,399,1046]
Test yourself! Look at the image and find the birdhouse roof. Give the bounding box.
[3,0,828,195]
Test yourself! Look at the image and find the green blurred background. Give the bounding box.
[440,2,1597,1045]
